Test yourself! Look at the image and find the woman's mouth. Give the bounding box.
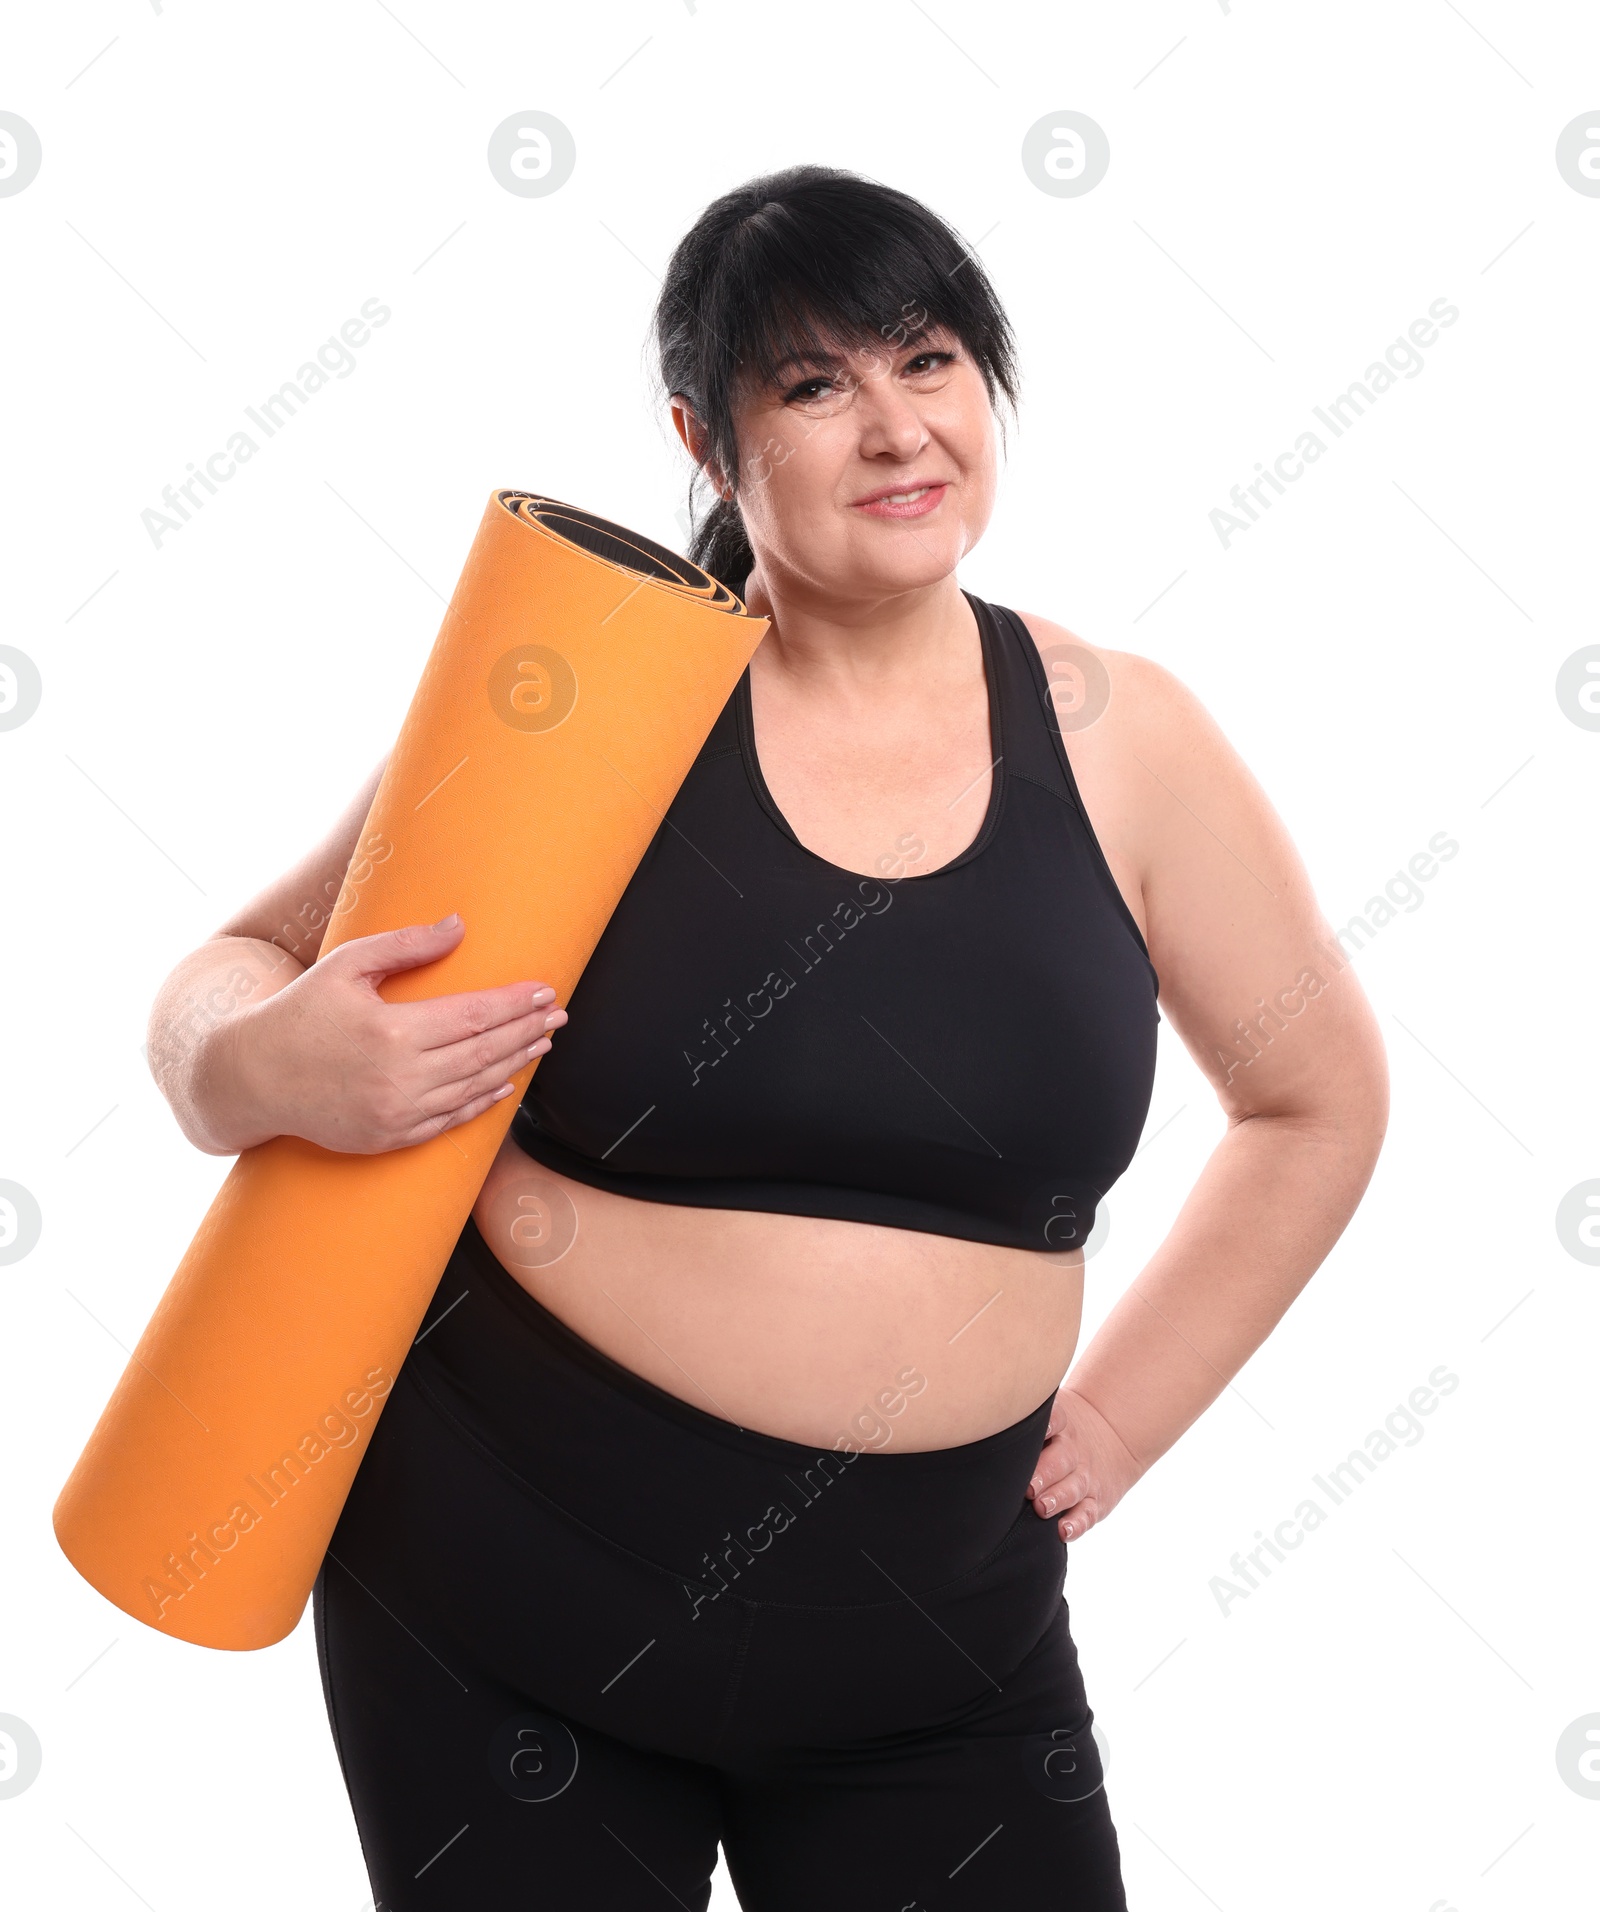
[851,482,950,520]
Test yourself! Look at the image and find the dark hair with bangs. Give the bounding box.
[654,164,1019,591]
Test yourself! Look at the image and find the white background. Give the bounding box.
[3,2,1597,1907]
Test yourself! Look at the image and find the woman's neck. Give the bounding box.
[739,568,977,696]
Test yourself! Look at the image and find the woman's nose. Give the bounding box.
[852,371,930,462]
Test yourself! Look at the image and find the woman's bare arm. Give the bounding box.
[1023,644,1390,1536]
[148,755,390,1152]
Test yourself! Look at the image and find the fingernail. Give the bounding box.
[1041,1495,1056,1512]
[432,913,461,930]
[1029,1476,1042,1495]
[531,986,555,1005]
[526,1040,550,1060]
[1063,1523,1074,1538]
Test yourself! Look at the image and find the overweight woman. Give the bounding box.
[150,167,1387,1909]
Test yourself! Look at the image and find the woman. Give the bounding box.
[153,167,1387,1908]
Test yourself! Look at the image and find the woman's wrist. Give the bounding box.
[203,1004,290,1154]
[1059,1381,1149,1485]
[157,948,299,1155]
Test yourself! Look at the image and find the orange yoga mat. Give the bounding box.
[54,491,766,1649]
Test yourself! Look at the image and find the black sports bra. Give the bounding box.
[510,593,1160,1252]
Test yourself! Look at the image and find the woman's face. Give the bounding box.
[687,321,999,605]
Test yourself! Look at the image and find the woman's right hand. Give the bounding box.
[230,914,567,1155]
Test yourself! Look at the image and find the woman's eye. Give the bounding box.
[905,352,954,376]
[784,378,834,403]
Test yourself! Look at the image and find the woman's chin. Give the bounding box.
[834,522,973,594]
[864,545,970,596]
[763,516,976,602]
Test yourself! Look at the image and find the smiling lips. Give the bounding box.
[850,481,950,520]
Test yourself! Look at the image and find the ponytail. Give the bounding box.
[689,493,754,596]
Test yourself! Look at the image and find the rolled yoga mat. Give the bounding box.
[53,490,767,1650]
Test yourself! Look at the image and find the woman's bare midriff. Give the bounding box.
[469,1139,1083,1453]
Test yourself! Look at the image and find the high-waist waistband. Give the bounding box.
[400,1214,1058,1606]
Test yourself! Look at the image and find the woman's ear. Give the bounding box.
[668,395,701,457]
[669,397,732,501]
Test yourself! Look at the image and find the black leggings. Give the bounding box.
[313,1214,1128,1909]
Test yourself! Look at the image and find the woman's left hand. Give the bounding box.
[1026,1385,1145,1540]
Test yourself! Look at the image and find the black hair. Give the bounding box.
[653,164,1019,592]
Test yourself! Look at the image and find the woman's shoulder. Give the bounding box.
[1005,607,1226,766]
[1003,618,1381,1124]
[1003,606,1286,906]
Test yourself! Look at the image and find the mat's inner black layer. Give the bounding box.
[500,491,724,594]
[537,508,693,585]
